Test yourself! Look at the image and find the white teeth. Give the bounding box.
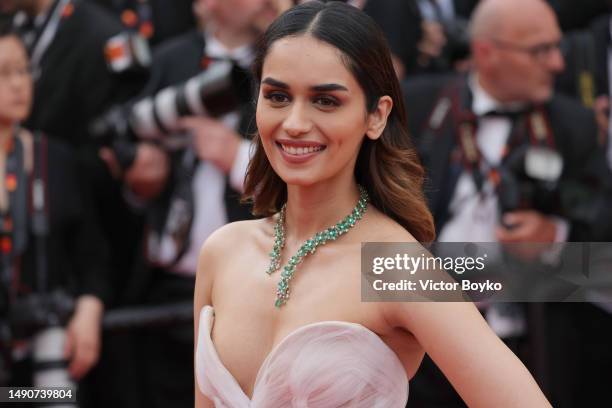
[280,144,324,155]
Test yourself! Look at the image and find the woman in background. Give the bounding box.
[0,21,105,386]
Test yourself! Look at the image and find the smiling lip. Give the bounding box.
[275,139,326,164]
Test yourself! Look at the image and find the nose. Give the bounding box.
[282,101,312,136]
[547,47,565,73]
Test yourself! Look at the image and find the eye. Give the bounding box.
[313,95,340,109]
[263,91,291,105]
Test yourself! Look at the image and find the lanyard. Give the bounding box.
[0,131,29,301]
[27,0,72,80]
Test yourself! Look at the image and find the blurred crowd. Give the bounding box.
[0,0,611,407]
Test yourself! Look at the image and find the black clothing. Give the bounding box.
[548,0,610,32]
[24,0,142,148]
[13,3,147,406]
[362,0,423,74]
[403,74,612,240]
[555,29,600,105]
[402,74,612,407]
[16,0,149,307]
[591,14,610,98]
[16,138,110,301]
[453,0,478,19]
[1,135,109,391]
[89,0,196,46]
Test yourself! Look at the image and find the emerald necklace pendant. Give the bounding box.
[266,186,369,308]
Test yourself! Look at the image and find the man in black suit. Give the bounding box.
[403,0,612,406]
[102,1,289,406]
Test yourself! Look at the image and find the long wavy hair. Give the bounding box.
[243,1,435,242]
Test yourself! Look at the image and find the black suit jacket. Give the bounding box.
[453,0,478,19]
[402,74,612,241]
[549,0,610,31]
[591,14,610,97]
[25,0,144,148]
[13,137,111,303]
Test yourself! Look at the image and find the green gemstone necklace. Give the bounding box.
[266,185,369,308]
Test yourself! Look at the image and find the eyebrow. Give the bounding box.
[261,77,348,92]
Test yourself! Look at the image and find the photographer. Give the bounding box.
[0,21,108,390]
[402,0,612,406]
[96,1,293,406]
[414,0,477,73]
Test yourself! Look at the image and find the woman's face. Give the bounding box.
[0,36,32,126]
[256,35,373,187]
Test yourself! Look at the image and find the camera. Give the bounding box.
[0,290,75,390]
[90,60,252,168]
[497,144,564,225]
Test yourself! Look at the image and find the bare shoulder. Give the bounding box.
[199,218,271,259]
[361,205,420,244]
[195,218,274,307]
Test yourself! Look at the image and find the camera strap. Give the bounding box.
[146,149,196,269]
[427,79,556,194]
[30,133,50,295]
[24,0,72,80]
[0,129,29,303]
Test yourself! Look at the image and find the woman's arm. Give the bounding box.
[194,236,218,408]
[388,301,551,407]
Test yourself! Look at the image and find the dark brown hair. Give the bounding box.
[243,1,435,242]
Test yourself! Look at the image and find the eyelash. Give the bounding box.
[263,92,340,109]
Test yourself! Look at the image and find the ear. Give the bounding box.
[366,96,393,140]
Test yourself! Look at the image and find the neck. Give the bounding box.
[476,72,520,105]
[0,123,14,148]
[284,180,362,247]
[209,25,254,51]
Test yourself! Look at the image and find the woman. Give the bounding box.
[193,2,550,406]
[0,21,105,384]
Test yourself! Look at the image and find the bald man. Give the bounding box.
[403,0,612,406]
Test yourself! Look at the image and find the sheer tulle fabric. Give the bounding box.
[196,306,408,407]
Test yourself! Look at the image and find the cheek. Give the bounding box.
[255,104,282,157]
[255,103,276,141]
[320,111,367,148]
[23,81,33,100]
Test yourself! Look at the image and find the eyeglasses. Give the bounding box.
[489,38,561,62]
[0,65,32,81]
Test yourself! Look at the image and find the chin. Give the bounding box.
[535,86,554,102]
[277,174,319,188]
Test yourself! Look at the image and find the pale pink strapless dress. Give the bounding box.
[196,306,408,407]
